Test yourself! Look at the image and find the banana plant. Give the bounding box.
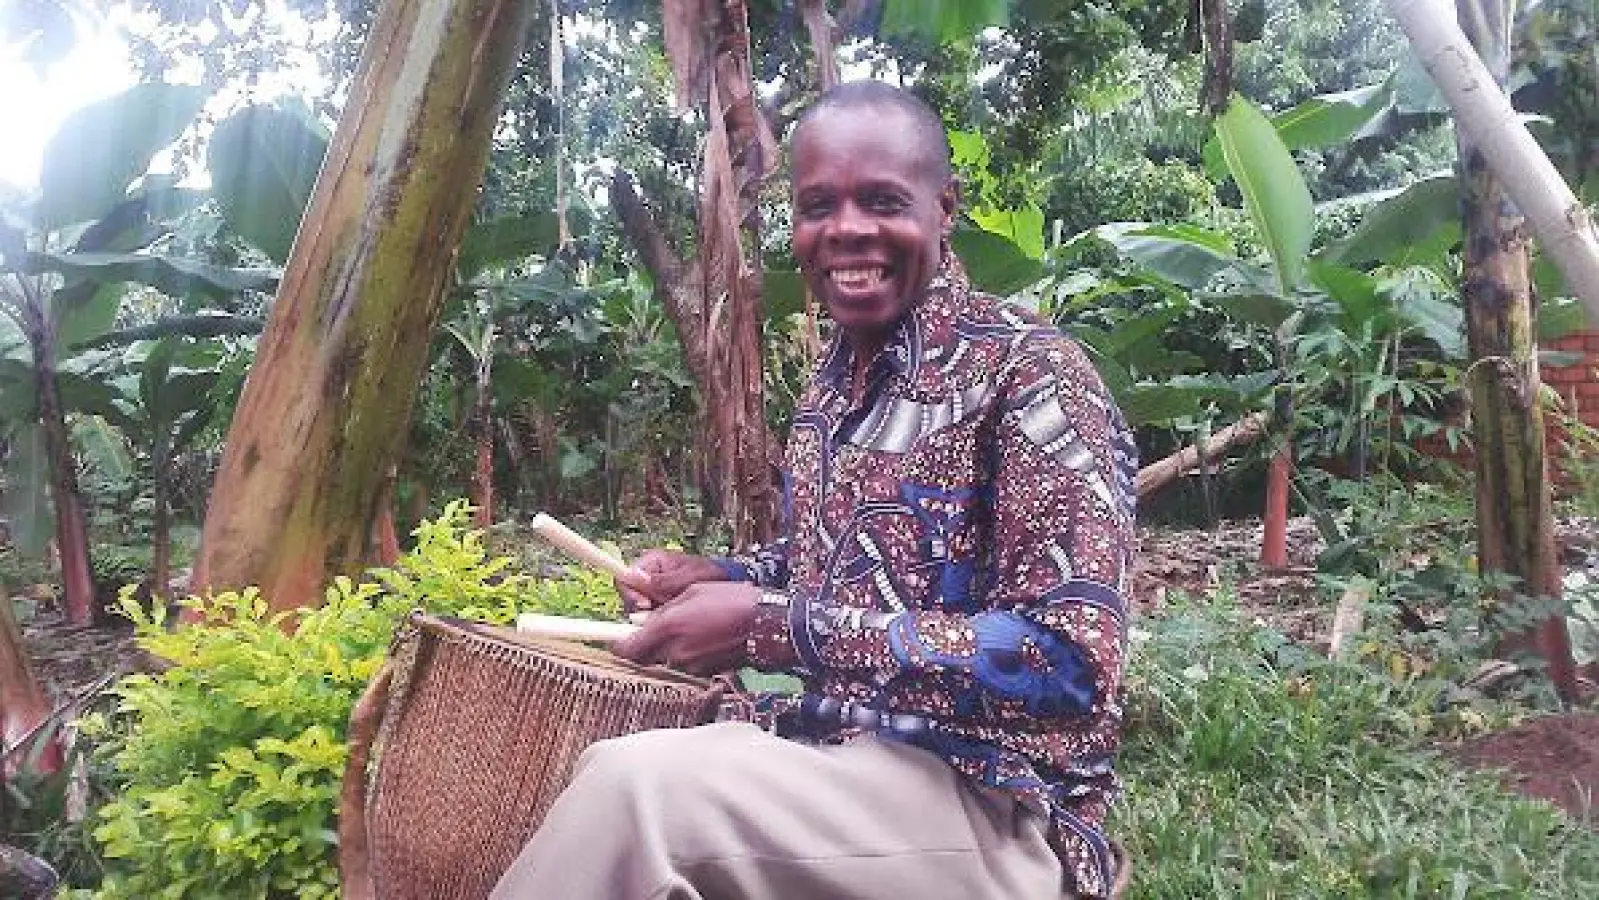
[1104,96,1386,565]
[94,338,226,603]
[0,83,276,624]
[443,289,502,529]
[441,218,586,527]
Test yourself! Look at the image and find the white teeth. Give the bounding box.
[831,267,885,287]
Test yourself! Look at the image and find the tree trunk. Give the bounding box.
[150,477,171,603]
[1134,411,1267,498]
[1450,0,1579,701]
[370,465,401,565]
[0,588,63,777]
[32,349,96,625]
[192,0,538,612]
[1385,0,1599,317]
[471,373,494,529]
[635,0,781,548]
[1200,0,1233,116]
[799,0,839,89]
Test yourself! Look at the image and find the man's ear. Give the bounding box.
[940,179,959,233]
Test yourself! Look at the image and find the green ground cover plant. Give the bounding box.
[70,501,619,899]
[1115,597,1598,899]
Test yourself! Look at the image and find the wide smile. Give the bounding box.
[826,265,894,295]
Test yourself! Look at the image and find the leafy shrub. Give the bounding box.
[78,500,618,900]
[90,546,152,608]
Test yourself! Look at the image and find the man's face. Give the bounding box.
[791,106,956,349]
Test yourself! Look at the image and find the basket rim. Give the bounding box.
[409,612,713,690]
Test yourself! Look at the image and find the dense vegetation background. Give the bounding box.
[0,0,1596,896]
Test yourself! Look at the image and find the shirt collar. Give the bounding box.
[814,250,969,391]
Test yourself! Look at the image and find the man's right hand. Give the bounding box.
[617,550,731,613]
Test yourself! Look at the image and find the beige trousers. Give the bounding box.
[490,722,1076,900]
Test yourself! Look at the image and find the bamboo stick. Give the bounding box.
[528,512,637,582]
[514,613,641,643]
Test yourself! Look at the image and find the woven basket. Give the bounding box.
[339,613,722,900]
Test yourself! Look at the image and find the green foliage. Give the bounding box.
[1300,472,1576,701]
[1233,0,1406,111]
[0,82,273,581]
[1048,157,1214,239]
[1517,0,1599,194]
[0,543,56,593]
[2,421,55,558]
[28,252,275,303]
[1323,175,1461,271]
[1214,97,1314,295]
[34,83,207,231]
[1117,603,1599,898]
[417,261,696,524]
[207,103,329,265]
[90,545,152,606]
[82,501,619,899]
[879,0,1010,44]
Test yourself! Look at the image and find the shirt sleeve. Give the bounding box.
[745,335,1136,727]
[710,537,791,588]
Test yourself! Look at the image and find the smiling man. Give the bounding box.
[492,81,1137,900]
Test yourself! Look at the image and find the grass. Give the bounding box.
[1114,600,1599,898]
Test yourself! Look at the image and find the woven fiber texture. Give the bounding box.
[353,614,718,900]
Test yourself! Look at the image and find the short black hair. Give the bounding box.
[793,80,953,185]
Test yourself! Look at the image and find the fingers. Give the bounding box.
[615,551,675,612]
[615,566,656,613]
[613,551,717,612]
[613,610,673,665]
[612,584,754,676]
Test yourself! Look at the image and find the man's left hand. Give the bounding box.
[613,582,760,676]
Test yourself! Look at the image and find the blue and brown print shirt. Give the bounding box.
[725,254,1138,899]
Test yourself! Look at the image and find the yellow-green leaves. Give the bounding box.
[89,500,625,899]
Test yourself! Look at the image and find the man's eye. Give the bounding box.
[866,193,908,212]
[798,199,833,218]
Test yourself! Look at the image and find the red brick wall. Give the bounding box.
[1543,332,1599,436]
[1413,332,1599,480]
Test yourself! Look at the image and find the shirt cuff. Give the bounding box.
[709,556,755,583]
[745,591,801,670]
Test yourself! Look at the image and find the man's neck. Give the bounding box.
[847,337,885,403]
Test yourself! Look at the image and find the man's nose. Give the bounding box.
[828,200,874,241]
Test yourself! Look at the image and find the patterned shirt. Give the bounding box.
[722,254,1138,898]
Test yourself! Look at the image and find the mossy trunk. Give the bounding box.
[193,0,537,612]
[1455,0,1578,700]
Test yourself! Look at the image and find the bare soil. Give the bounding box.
[20,607,142,707]
[1446,713,1599,824]
[1133,516,1328,644]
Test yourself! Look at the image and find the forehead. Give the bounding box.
[792,104,937,187]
